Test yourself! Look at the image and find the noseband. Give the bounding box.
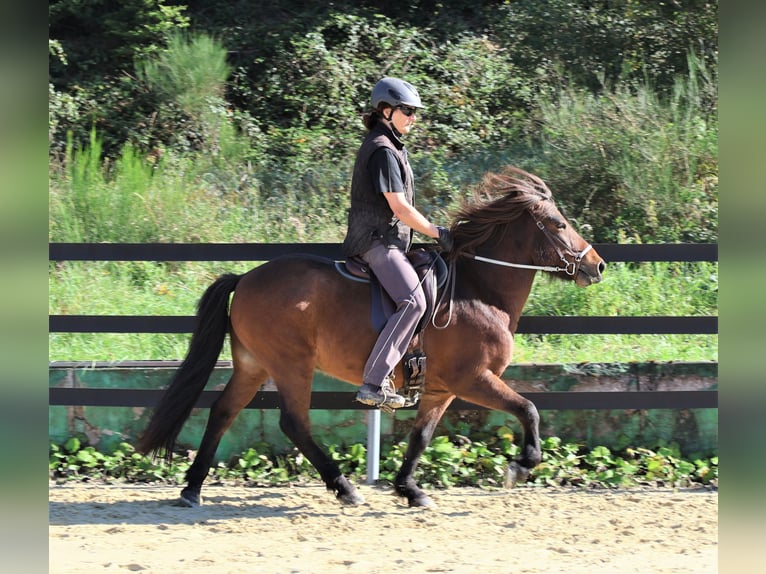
[466,213,593,276]
[531,218,593,276]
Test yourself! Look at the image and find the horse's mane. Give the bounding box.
[448,166,553,259]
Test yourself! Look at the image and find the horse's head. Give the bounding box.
[526,191,605,286]
[449,166,605,287]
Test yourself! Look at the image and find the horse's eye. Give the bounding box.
[556,221,566,230]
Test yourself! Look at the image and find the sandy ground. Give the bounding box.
[49,481,717,574]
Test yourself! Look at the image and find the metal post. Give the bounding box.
[365,409,381,484]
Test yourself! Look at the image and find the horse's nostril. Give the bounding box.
[598,261,606,274]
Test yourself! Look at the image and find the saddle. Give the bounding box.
[335,248,448,332]
[334,248,449,407]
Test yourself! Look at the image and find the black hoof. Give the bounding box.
[178,488,201,507]
[504,461,530,488]
[332,475,365,506]
[338,490,365,506]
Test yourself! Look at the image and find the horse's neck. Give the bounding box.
[457,260,536,332]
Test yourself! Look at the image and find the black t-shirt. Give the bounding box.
[367,147,406,195]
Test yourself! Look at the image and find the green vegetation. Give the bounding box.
[49,433,718,489]
[49,1,718,245]
[49,1,718,241]
[49,1,718,163]
[531,55,718,243]
[48,257,717,363]
[48,17,718,363]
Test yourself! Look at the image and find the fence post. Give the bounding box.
[365,409,380,484]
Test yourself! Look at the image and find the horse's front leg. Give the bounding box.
[457,369,541,487]
[395,391,455,507]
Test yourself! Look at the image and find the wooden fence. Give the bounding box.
[49,242,718,411]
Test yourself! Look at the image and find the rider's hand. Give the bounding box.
[436,226,454,252]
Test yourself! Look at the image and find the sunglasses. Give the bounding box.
[397,105,418,117]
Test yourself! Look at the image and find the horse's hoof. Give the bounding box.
[504,461,530,489]
[409,495,435,508]
[338,491,365,506]
[177,490,201,507]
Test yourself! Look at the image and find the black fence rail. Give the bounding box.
[49,243,718,411]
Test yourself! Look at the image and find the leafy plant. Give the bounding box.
[51,432,717,491]
[229,446,291,485]
[50,439,190,483]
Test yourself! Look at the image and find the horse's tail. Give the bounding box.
[137,273,242,461]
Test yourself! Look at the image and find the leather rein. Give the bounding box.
[469,219,593,277]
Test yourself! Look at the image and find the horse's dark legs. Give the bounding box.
[505,398,541,487]
[274,375,364,506]
[456,370,542,487]
[180,368,268,507]
[395,393,455,507]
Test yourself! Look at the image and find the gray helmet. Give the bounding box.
[371,77,424,110]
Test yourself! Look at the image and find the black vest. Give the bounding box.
[342,124,415,257]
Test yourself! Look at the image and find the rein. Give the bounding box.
[468,217,593,276]
[467,254,568,273]
[431,259,457,330]
[467,243,593,275]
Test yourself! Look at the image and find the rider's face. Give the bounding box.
[390,106,417,135]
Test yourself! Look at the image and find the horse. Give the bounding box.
[137,166,606,508]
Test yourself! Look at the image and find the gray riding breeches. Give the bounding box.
[360,241,427,386]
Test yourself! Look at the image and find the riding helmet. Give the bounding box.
[371,77,424,110]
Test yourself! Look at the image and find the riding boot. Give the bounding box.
[355,376,406,409]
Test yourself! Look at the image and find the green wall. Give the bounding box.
[49,362,717,461]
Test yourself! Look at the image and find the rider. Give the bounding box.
[343,77,453,409]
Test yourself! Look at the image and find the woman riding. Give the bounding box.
[342,77,453,409]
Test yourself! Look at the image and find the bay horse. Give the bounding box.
[137,166,605,508]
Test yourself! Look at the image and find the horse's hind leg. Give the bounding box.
[273,369,365,506]
[179,366,268,507]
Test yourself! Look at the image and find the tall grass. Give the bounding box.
[48,131,717,363]
[50,131,244,243]
[49,149,716,364]
[532,53,717,244]
[513,261,717,363]
[48,256,717,363]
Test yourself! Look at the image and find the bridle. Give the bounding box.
[467,217,593,277]
[432,210,593,329]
